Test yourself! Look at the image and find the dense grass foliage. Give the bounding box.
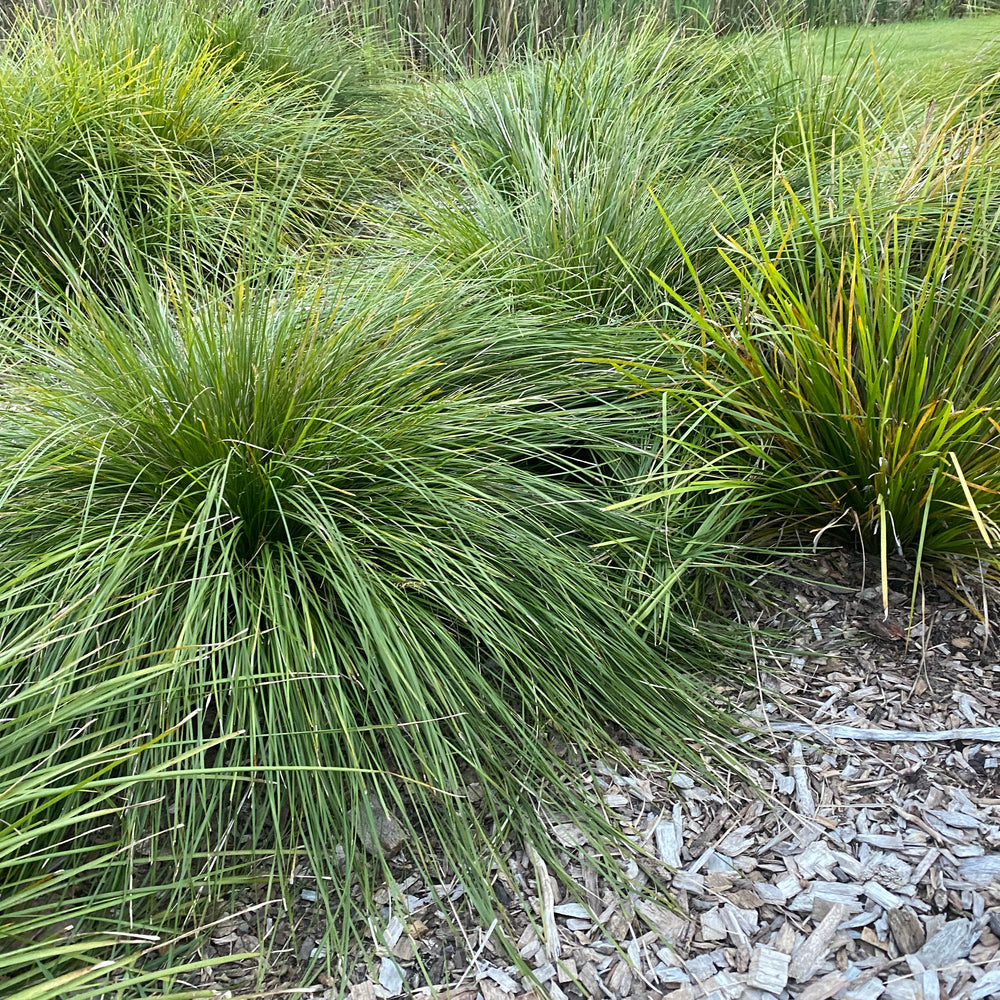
[0,651,247,1000]
[395,27,899,317]
[648,153,1000,562]
[3,2,1000,993]
[0,261,746,989]
[395,29,747,314]
[0,0,405,305]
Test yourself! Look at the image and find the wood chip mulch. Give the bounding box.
[192,550,1000,1000]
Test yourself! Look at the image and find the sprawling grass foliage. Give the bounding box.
[0,259,745,973]
[0,647,248,1000]
[0,0,403,304]
[5,2,1000,991]
[393,26,899,318]
[395,30,741,314]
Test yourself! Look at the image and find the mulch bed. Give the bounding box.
[185,550,1000,1000]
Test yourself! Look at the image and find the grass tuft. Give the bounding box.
[0,258,745,971]
[640,112,1000,578]
[391,25,902,319]
[0,0,404,304]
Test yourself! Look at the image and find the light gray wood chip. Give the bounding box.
[765,724,1000,742]
[968,968,1000,999]
[797,840,838,879]
[654,815,682,868]
[797,969,850,1000]
[813,882,864,909]
[911,847,940,884]
[746,945,790,993]
[845,980,887,1000]
[377,957,405,997]
[684,952,718,980]
[925,808,981,831]
[917,968,941,1000]
[788,902,850,982]
[863,880,904,910]
[717,825,755,858]
[790,741,817,817]
[913,918,978,970]
[635,898,690,945]
[857,834,906,849]
[482,965,519,993]
[578,962,602,996]
[773,920,798,954]
[700,906,729,942]
[673,871,705,893]
[958,855,1000,888]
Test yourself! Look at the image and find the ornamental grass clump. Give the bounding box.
[101,0,388,109]
[0,0,397,304]
[0,259,745,964]
[394,25,901,320]
[642,118,1000,585]
[716,27,900,176]
[396,27,762,317]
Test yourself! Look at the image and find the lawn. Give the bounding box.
[806,14,1000,99]
[2,1,1000,996]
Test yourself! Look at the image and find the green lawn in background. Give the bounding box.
[808,14,1000,99]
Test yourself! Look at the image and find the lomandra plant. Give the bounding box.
[0,258,745,971]
[716,26,899,174]
[398,27,764,317]
[102,0,389,108]
[0,0,396,303]
[0,646,247,1000]
[644,123,1000,589]
[397,24,900,320]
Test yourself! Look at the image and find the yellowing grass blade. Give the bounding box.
[950,451,994,549]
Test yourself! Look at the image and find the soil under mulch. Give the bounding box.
[182,550,1000,1000]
